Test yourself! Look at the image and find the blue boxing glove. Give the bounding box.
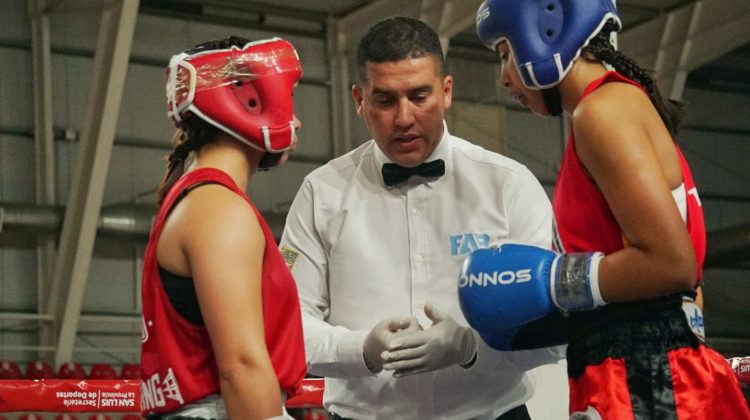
[458,242,605,351]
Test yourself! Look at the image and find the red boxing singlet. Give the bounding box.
[141,168,306,415]
[553,72,747,420]
[552,71,706,281]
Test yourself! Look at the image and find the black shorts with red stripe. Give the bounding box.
[565,294,750,419]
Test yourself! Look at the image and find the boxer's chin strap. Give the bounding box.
[551,252,606,313]
[258,152,283,171]
[542,87,563,116]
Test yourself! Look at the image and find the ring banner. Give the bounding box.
[0,378,326,413]
[728,357,750,388]
[0,380,140,413]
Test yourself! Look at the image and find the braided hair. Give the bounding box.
[156,36,251,204]
[156,118,218,204]
[582,23,685,137]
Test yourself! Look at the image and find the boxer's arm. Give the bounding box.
[573,92,698,302]
[186,187,283,418]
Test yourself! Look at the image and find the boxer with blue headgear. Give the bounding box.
[476,0,620,88]
[477,0,620,115]
[460,1,750,418]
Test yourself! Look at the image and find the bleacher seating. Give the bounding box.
[57,361,86,379]
[88,363,118,380]
[119,363,140,380]
[0,360,143,381]
[0,360,22,379]
[25,361,55,379]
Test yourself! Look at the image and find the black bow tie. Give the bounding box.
[381,159,445,186]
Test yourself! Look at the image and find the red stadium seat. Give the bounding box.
[25,361,55,379]
[87,415,112,420]
[20,415,44,420]
[0,360,22,379]
[57,361,86,379]
[54,415,78,420]
[88,363,117,379]
[119,363,140,380]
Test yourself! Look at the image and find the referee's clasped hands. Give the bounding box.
[363,304,478,377]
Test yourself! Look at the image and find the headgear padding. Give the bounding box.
[476,0,621,89]
[166,38,302,153]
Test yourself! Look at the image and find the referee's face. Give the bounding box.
[352,56,453,168]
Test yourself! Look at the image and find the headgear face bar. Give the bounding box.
[166,38,302,167]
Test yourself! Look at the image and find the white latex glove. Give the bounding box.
[381,304,477,377]
[363,316,421,373]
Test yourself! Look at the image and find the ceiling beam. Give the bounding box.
[336,0,421,55]
[620,0,750,100]
[326,18,354,158]
[49,0,139,367]
[27,0,58,362]
[420,0,483,54]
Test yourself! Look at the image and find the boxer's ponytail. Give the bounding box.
[583,23,685,137]
[156,118,217,205]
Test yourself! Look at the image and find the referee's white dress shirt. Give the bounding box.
[280,124,563,420]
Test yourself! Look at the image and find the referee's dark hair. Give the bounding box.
[355,16,447,83]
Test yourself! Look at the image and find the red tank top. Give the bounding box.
[140,168,306,415]
[552,71,706,281]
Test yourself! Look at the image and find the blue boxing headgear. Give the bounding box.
[476,0,621,90]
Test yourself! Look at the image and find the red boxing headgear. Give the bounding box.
[166,37,302,153]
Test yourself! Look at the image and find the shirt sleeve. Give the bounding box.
[280,178,374,378]
[508,166,554,249]
[468,164,565,374]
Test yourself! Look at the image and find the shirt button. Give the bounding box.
[411,208,419,215]
[415,254,423,263]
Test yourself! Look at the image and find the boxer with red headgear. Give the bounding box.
[141,36,306,419]
[165,36,301,171]
[166,37,301,169]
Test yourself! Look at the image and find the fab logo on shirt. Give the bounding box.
[450,233,490,256]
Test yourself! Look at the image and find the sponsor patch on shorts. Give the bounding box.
[682,297,705,342]
[280,245,300,270]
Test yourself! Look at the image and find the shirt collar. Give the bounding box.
[373,121,451,188]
